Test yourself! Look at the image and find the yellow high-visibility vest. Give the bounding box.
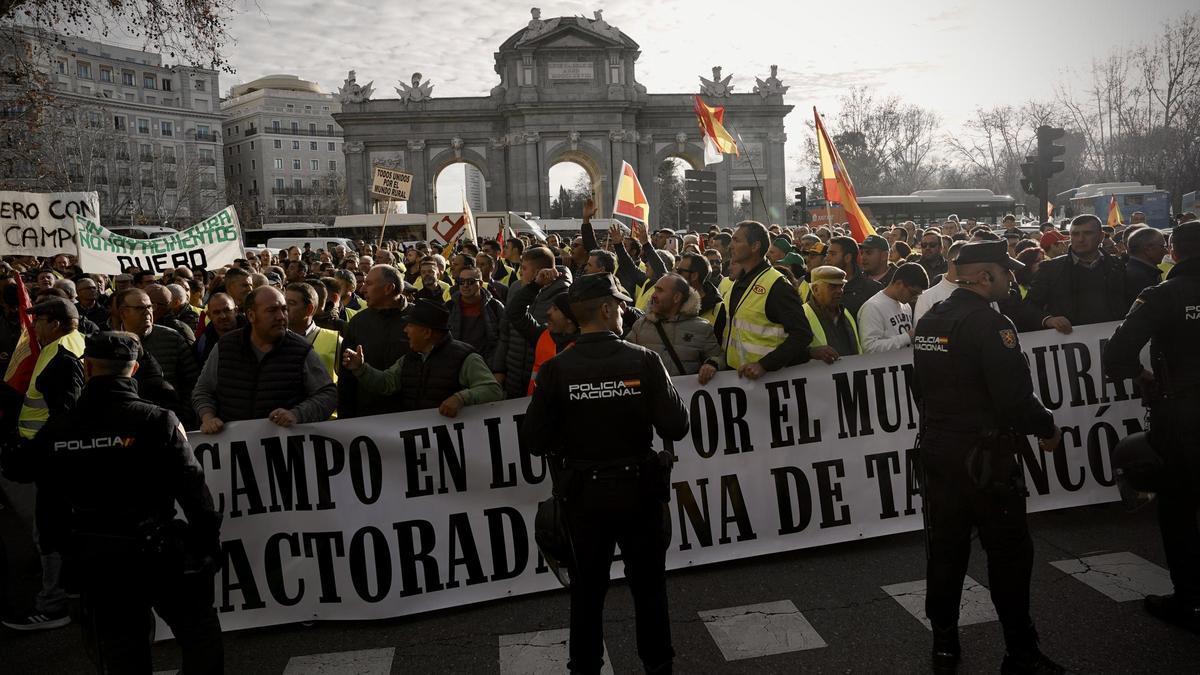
[722,267,787,369]
[635,278,655,311]
[803,303,860,354]
[308,327,341,384]
[19,331,85,439]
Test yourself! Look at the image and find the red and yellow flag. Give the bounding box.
[1107,195,1123,226]
[4,273,39,397]
[814,107,876,242]
[612,160,649,229]
[694,96,739,165]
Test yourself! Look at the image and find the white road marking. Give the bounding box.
[282,647,395,675]
[882,576,998,630]
[1050,551,1173,602]
[699,599,827,661]
[498,628,613,674]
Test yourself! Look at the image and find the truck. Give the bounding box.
[1053,182,1171,229]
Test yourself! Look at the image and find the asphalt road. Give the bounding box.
[3,502,1198,673]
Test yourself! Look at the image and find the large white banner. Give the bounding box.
[191,322,1137,633]
[0,191,98,257]
[75,206,245,274]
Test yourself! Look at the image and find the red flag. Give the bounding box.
[496,220,505,250]
[4,274,40,395]
[814,107,876,242]
[612,161,649,224]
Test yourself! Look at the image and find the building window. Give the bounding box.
[77,62,91,79]
[99,67,112,83]
[249,141,254,150]
[139,144,153,161]
[113,115,126,130]
[322,105,329,112]
[291,121,298,133]
[309,123,316,134]
[292,140,299,150]
[293,178,302,190]
[86,112,101,128]
[327,124,334,134]
[199,149,215,165]
[305,105,312,113]
[122,70,134,86]
[292,159,301,170]
[272,120,280,131]
[143,74,156,89]
[310,141,317,151]
[124,92,135,102]
[286,103,294,111]
[160,121,172,136]
[162,79,171,91]
[137,118,150,134]
[327,142,335,151]
[273,139,281,149]
[312,178,320,190]
[251,159,255,170]
[274,178,284,190]
[56,60,66,74]
[194,79,205,91]
[310,159,319,171]
[162,146,175,163]
[146,95,156,105]
[273,158,283,169]
[276,199,285,211]
[329,160,336,171]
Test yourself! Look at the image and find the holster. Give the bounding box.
[964,430,1027,497]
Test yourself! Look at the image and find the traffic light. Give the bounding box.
[1036,125,1066,180]
[1020,156,1040,197]
[794,186,807,224]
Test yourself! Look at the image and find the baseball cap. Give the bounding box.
[801,241,828,256]
[84,331,140,361]
[1039,230,1069,249]
[27,296,79,322]
[860,234,889,252]
[568,273,632,303]
[955,240,1024,271]
[810,265,847,285]
[771,237,793,254]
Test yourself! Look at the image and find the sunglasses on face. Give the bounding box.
[458,278,481,286]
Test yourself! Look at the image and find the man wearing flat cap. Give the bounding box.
[803,266,861,363]
[520,273,689,675]
[341,299,502,416]
[912,240,1065,674]
[2,331,224,667]
[0,297,86,630]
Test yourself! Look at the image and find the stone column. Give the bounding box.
[767,131,789,225]
[344,140,367,214]
[407,139,428,214]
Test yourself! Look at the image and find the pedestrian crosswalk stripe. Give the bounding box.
[1050,551,1173,602]
[699,599,827,661]
[882,576,998,630]
[281,647,395,675]
[498,628,613,674]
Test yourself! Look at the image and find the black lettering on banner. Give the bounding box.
[301,531,346,603]
[401,428,435,497]
[672,478,712,550]
[349,526,392,602]
[229,440,266,518]
[812,459,852,528]
[770,466,813,535]
[484,506,529,581]
[1052,425,1086,492]
[432,424,468,493]
[446,512,487,589]
[311,434,345,510]
[262,435,313,513]
[1085,421,1118,487]
[1062,343,1100,407]
[1031,345,1065,410]
[903,448,921,516]
[485,416,518,488]
[718,474,757,544]
[689,390,719,458]
[832,370,875,439]
[348,436,383,504]
[1018,438,1052,496]
[718,387,754,454]
[864,451,902,519]
[393,520,445,597]
[400,425,468,497]
[220,539,266,612]
[265,532,305,606]
[766,379,822,448]
[871,366,914,433]
[1097,338,1133,404]
[192,441,224,513]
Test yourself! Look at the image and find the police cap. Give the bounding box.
[27,296,79,322]
[84,331,140,361]
[568,273,632,303]
[954,240,1024,271]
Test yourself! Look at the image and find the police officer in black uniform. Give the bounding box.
[912,241,1065,674]
[1,331,223,673]
[1103,221,1200,633]
[521,273,689,675]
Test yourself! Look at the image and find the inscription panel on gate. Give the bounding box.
[548,62,594,80]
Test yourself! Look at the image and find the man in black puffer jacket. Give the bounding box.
[489,246,570,398]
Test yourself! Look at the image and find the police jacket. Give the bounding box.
[1025,249,1128,325]
[520,331,689,462]
[8,376,219,571]
[490,269,571,399]
[912,288,1056,438]
[1104,257,1200,399]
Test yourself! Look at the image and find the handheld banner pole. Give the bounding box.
[376,199,392,249]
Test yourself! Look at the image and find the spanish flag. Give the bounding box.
[4,274,39,397]
[694,96,739,166]
[612,161,650,238]
[814,107,876,242]
[1107,195,1123,226]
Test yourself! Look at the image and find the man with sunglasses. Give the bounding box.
[918,230,949,281]
[447,266,504,362]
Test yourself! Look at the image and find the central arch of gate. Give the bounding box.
[336,11,793,228]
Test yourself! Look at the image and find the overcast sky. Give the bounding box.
[210,1,1193,206]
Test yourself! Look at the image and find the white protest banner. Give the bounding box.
[425,212,472,247]
[371,166,413,201]
[0,191,98,257]
[75,206,244,274]
[189,322,1135,634]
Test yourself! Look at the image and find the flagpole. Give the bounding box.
[732,129,771,222]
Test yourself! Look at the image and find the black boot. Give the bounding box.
[1000,648,1066,674]
[1144,594,1200,634]
[931,626,960,674]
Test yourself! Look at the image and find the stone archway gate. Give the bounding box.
[335,11,793,229]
